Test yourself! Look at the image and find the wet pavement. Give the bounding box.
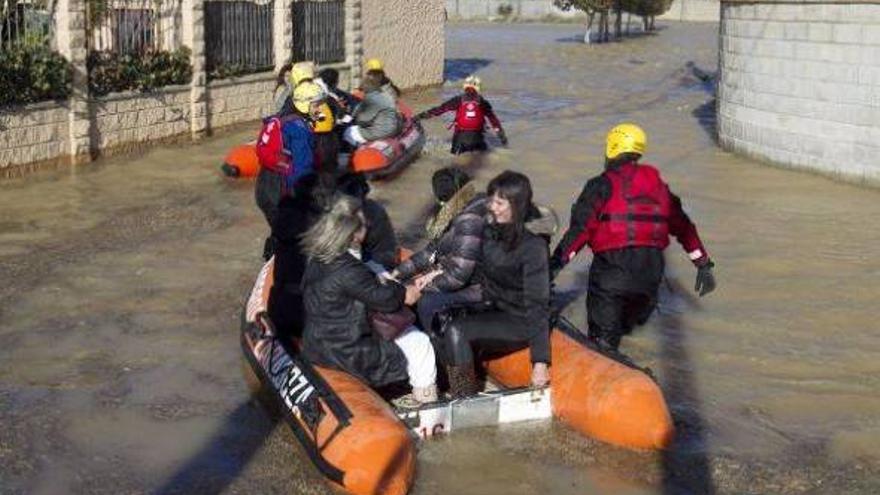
[2,21,880,495]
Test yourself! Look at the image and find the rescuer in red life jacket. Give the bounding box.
[549,123,717,352]
[415,75,508,154]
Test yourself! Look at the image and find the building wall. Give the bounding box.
[0,103,70,172]
[362,0,446,89]
[660,0,720,22]
[717,1,880,184]
[206,73,277,130]
[93,86,192,151]
[445,0,584,20]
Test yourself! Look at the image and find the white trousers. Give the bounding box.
[394,327,437,388]
[363,260,437,389]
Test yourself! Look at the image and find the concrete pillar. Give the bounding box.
[55,0,92,164]
[274,0,293,70]
[183,0,208,138]
[345,0,363,90]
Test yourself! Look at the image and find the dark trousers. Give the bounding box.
[587,248,665,350]
[451,131,487,155]
[416,285,483,333]
[443,310,551,366]
[255,168,284,227]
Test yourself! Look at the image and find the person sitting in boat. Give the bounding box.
[441,171,552,398]
[415,75,508,155]
[336,172,399,270]
[388,167,487,331]
[301,195,438,405]
[364,57,401,101]
[342,71,403,148]
[255,82,323,259]
[316,67,358,117]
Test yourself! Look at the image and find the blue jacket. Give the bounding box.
[281,116,315,190]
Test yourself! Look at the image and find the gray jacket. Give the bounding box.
[354,89,402,141]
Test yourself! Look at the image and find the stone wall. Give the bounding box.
[445,0,584,20]
[717,1,880,184]
[660,0,720,22]
[0,103,70,171]
[93,86,192,152]
[362,0,446,89]
[206,73,277,130]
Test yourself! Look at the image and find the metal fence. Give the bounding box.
[204,0,274,77]
[292,0,344,65]
[1,0,54,50]
[86,0,182,54]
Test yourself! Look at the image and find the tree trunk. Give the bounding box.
[649,15,655,31]
[584,11,595,44]
[643,15,649,32]
[614,0,622,39]
[626,12,632,35]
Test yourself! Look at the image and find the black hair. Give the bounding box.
[276,62,293,91]
[336,172,371,200]
[318,68,340,89]
[431,166,472,203]
[487,170,533,250]
[605,152,641,170]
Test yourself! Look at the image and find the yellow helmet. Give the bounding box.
[290,61,316,87]
[365,58,384,72]
[605,123,647,159]
[292,81,325,114]
[463,75,481,92]
[312,102,335,133]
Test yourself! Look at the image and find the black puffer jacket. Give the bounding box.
[301,253,409,387]
[396,190,488,292]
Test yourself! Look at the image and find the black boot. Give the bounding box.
[446,364,480,399]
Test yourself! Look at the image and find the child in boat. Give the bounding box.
[416,75,508,155]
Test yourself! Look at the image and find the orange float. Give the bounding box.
[484,320,674,450]
[350,117,425,179]
[220,143,260,178]
[241,259,416,495]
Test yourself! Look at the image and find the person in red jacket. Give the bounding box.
[550,123,717,352]
[416,75,507,155]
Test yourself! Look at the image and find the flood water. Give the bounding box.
[2,22,880,494]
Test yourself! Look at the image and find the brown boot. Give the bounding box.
[446,364,480,399]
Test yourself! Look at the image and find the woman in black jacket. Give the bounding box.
[300,195,438,404]
[443,171,552,397]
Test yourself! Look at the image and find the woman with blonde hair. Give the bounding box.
[300,195,438,404]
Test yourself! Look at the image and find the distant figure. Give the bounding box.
[416,75,507,155]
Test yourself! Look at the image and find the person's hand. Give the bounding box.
[404,284,422,305]
[695,259,716,297]
[496,128,509,146]
[414,269,443,290]
[378,270,400,284]
[530,362,550,388]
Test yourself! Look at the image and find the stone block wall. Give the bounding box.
[717,1,880,184]
[93,87,192,151]
[660,0,720,22]
[206,73,277,129]
[362,0,445,89]
[0,104,70,170]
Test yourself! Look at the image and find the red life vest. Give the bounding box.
[454,97,485,132]
[256,114,302,175]
[590,162,671,253]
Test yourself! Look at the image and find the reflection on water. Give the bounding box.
[1,21,879,494]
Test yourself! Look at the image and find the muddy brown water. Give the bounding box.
[2,22,880,495]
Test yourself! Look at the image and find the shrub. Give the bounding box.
[0,45,72,107]
[88,47,193,96]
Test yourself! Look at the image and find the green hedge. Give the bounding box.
[0,45,73,107]
[88,47,193,97]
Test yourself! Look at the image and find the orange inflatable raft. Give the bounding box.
[350,117,426,179]
[240,257,673,494]
[221,143,261,178]
[241,259,416,495]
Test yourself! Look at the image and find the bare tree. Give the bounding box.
[553,0,614,44]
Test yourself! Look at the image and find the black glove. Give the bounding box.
[497,129,509,146]
[415,112,428,121]
[549,256,563,283]
[695,259,716,297]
